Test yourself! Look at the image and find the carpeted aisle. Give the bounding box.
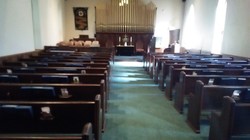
[102,56,208,140]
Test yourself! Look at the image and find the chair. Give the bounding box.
[105,39,113,48]
[84,41,92,47]
[135,40,144,55]
[91,41,100,47]
[75,41,84,47]
[69,40,75,47]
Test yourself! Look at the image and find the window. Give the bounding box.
[211,0,227,54]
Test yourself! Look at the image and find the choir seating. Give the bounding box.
[209,96,250,140]
[135,40,144,55]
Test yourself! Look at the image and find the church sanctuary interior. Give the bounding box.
[1,0,250,140]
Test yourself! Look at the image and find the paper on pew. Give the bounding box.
[41,107,50,114]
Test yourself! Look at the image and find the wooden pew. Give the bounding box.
[148,53,223,79]
[19,57,110,64]
[146,53,174,77]
[160,62,250,91]
[174,71,250,113]
[143,52,163,72]
[0,82,106,133]
[44,45,114,55]
[148,53,188,78]
[35,54,111,61]
[0,72,109,109]
[38,50,113,61]
[153,55,234,84]
[0,66,109,75]
[0,72,109,103]
[209,96,250,140]
[158,61,218,90]
[165,66,250,100]
[187,81,250,133]
[157,57,242,89]
[0,66,110,87]
[1,62,110,81]
[0,95,101,140]
[154,59,187,84]
[2,61,109,68]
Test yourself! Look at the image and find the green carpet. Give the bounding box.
[102,56,208,140]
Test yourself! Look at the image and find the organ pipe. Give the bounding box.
[95,0,156,33]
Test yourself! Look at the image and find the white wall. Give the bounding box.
[152,0,184,48]
[0,0,35,57]
[181,0,217,51]
[37,0,65,48]
[222,0,250,57]
[181,0,250,57]
[64,0,184,46]
[64,0,98,40]
[0,0,65,57]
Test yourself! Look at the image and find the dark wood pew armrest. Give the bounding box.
[186,80,205,133]
[209,96,235,140]
[82,122,94,140]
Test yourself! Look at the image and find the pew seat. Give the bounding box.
[0,82,106,132]
[0,95,101,140]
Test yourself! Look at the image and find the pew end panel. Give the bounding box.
[186,80,205,133]
[187,82,250,133]
[209,96,250,140]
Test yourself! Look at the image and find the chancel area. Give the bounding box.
[0,0,250,140]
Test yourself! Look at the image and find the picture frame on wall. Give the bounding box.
[73,7,88,30]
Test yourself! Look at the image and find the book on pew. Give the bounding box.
[236,89,250,103]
